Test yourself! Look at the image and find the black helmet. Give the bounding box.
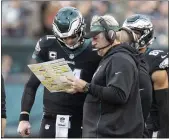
[122,14,155,49]
[52,7,86,49]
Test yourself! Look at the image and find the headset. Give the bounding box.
[98,17,116,44]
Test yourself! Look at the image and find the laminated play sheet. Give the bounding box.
[28,58,74,92]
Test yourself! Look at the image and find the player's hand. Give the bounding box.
[65,76,87,93]
[17,121,31,137]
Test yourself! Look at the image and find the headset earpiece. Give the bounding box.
[107,30,116,43]
[99,17,116,43]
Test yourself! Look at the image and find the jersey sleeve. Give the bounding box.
[21,73,41,113]
[151,51,168,73]
[147,49,168,74]
[159,55,168,69]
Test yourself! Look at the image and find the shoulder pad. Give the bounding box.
[32,35,55,61]
[159,57,168,69]
[37,35,56,49]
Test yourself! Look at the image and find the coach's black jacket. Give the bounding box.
[82,43,144,138]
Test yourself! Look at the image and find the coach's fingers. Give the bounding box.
[66,75,76,82]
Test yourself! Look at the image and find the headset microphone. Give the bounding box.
[92,43,111,51]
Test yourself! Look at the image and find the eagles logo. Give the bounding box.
[159,58,168,69]
[32,41,41,59]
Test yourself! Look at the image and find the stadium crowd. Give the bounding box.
[2,1,168,48]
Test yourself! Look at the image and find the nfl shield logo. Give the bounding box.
[69,54,74,59]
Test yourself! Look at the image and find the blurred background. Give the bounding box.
[1,0,168,137]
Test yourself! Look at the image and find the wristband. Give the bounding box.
[19,113,29,121]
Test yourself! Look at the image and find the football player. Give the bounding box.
[122,14,169,138]
[17,7,101,138]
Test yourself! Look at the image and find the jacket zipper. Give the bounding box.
[96,100,101,138]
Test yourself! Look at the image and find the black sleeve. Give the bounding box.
[21,36,50,113]
[89,55,135,104]
[146,94,160,136]
[1,75,6,118]
[21,37,46,113]
[21,72,41,113]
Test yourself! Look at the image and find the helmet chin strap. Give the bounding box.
[65,41,81,49]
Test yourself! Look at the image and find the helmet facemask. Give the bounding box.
[132,27,154,50]
[56,27,84,50]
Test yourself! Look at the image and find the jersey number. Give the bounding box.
[149,50,163,56]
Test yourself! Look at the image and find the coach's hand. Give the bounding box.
[65,76,87,94]
[17,121,31,137]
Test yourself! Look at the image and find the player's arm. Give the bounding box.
[152,56,168,111]
[17,73,41,137]
[18,37,45,137]
[146,57,168,136]
[20,73,41,120]
[19,37,46,121]
[1,75,7,137]
[152,70,168,90]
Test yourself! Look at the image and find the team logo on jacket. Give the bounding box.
[49,51,57,60]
